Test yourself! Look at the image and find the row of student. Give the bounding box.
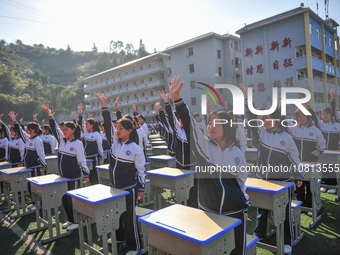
[153,76,339,255]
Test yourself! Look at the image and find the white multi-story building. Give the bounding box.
[84,32,243,119]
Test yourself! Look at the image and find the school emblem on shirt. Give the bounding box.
[16,143,19,146]
[91,136,94,139]
[280,140,285,146]
[235,157,240,165]
[126,150,131,156]
[309,132,314,136]
[334,127,338,130]
[70,147,74,151]
[29,143,32,146]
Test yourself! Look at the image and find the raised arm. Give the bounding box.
[96,93,116,146]
[42,104,63,144]
[9,111,29,143]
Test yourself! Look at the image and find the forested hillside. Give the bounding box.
[0,39,149,123]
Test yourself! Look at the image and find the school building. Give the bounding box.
[236,6,340,112]
[83,33,243,119]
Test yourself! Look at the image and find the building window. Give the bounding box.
[324,33,327,44]
[329,37,332,47]
[141,66,143,70]
[218,67,222,76]
[316,28,320,39]
[217,50,221,59]
[143,106,146,111]
[309,23,313,35]
[142,92,145,97]
[191,97,196,106]
[190,80,195,89]
[168,56,171,61]
[127,95,129,100]
[235,42,240,51]
[230,42,233,48]
[134,94,137,99]
[235,57,240,68]
[168,68,172,76]
[189,64,194,73]
[188,47,193,56]
[150,91,153,96]
[142,79,144,84]
[149,77,152,81]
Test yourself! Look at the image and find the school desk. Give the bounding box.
[149,134,160,139]
[67,184,129,255]
[152,145,169,155]
[148,155,176,169]
[291,200,304,246]
[150,140,167,146]
[146,167,195,210]
[0,167,34,218]
[0,162,14,202]
[299,162,323,228]
[245,178,294,255]
[26,174,71,243]
[45,155,58,175]
[139,204,241,255]
[319,150,340,202]
[150,138,163,142]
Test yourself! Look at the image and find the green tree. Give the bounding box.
[92,43,98,52]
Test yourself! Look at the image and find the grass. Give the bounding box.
[1,189,339,254]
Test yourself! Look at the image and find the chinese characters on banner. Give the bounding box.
[245,37,295,92]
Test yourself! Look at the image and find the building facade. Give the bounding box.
[236,6,340,112]
[83,33,243,119]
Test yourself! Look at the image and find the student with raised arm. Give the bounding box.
[9,111,46,211]
[132,104,149,137]
[0,114,10,162]
[42,104,89,231]
[77,103,103,185]
[168,76,248,255]
[240,83,303,254]
[40,124,56,155]
[307,96,340,194]
[96,93,145,255]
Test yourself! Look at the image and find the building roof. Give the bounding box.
[236,6,338,35]
[163,32,239,52]
[84,52,169,81]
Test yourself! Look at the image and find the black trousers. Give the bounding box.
[116,186,141,251]
[227,210,247,255]
[62,179,80,223]
[87,155,100,185]
[295,181,312,208]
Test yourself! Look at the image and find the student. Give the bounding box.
[77,103,103,185]
[285,108,326,210]
[96,93,145,255]
[240,84,303,254]
[132,104,149,138]
[192,113,208,136]
[9,111,46,211]
[40,124,56,155]
[6,121,25,167]
[0,114,10,162]
[308,99,340,194]
[168,76,248,255]
[42,104,89,231]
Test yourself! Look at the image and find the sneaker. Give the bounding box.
[62,221,73,229]
[107,238,124,245]
[284,245,292,254]
[26,204,36,211]
[307,211,313,217]
[320,187,327,193]
[67,223,79,231]
[126,251,138,255]
[252,233,264,241]
[327,189,336,194]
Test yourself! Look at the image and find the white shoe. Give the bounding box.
[327,189,336,194]
[107,238,124,245]
[26,204,36,211]
[284,245,292,254]
[307,211,313,217]
[62,221,73,229]
[320,187,327,193]
[67,223,79,231]
[126,251,138,255]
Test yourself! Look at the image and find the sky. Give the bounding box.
[0,0,339,53]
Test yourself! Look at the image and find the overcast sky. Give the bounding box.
[1,0,339,52]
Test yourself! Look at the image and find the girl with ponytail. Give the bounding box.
[42,104,89,231]
[96,93,145,254]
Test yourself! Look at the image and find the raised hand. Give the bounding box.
[89,114,93,118]
[132,104,137,112]
[330,88,336,100]
[33,113,38,121]
[95,93,111,108]
[158,90,169,103]
[42,104,53,117]
[19,117,24,124]
[155,101,161,112]
[115,96,120,110]
[224,101,228,111]
[77,103,84,114]
[9,111,18,122]
[168,76,184,101]
[239,83,247,99]
[0,114,3,124]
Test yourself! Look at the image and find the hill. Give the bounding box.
[0,39,149,123]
